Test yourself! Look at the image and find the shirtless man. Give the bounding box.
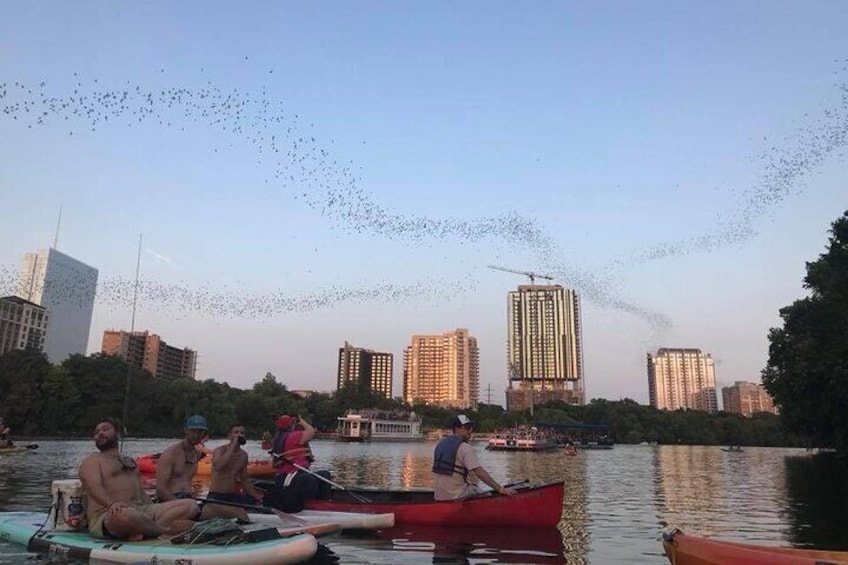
[156,415,208,502]
[78,418,198,540]
[203,423,264,520]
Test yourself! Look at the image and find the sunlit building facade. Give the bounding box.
[0,296,50,355]
[648,348,718,413]
[17,248,98,363]
[403,328,479,410]
[722,381,777,416]
[506,285,584,410]
[337,342,393,399]
[102,330,196,380]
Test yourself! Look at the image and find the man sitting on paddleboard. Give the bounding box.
[433,415,517,501]
[78,417,199,540]
[156,415,209,502]
[203,423,265,521]
[0,417,12,448]
[266,414,332,512]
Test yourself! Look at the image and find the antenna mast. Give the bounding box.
[121,233,143,449]
[53,206,63,249]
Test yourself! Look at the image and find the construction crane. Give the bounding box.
[487,265,555,285]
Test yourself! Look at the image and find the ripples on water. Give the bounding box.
[1,440,844,564]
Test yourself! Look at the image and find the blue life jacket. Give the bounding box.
[432,435,468,478]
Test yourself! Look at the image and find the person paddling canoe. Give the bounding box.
[433,414,517,501]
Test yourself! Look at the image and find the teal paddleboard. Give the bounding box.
[0,512,317,565]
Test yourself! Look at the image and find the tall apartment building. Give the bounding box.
[403,328,479,410]
[337,342,393,399]
[648,348,718,413]
[722,381,778,417]
[17,248,98,363]
[506,285,584,411]
[101,330,197,380]
[0,296,50,355]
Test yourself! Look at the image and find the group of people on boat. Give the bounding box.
[78,412,330,540]
[74,410,514,541]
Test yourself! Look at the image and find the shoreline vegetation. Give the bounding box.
[0,347,804,448]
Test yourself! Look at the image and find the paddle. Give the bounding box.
[191,497,309,526]
[289,460,372,504]
[473,479,531,498]
[269,453,372,503]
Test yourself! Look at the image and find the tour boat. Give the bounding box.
[486,431,559,451]
[336,410,424,442]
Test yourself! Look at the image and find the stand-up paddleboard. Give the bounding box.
[249,509,394,530]
[0,512,319,565]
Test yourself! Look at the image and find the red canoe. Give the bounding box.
[662,528,848,565]
[302,481,564,527]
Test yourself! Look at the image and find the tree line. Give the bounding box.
[0,348,797,446]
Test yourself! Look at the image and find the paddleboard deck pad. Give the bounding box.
[0,512,318,565]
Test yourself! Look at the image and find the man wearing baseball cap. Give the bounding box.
[432,414,516,501]
[156,415,209,502]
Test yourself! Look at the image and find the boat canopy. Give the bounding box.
[535,422,610,431]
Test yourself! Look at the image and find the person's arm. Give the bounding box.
[213,440,239,471]
[296,417,316,444]
[470,466,517,496]
[155,448,176,501]
[79,457,115,508]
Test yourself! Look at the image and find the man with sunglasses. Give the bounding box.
[78,417,199,540]
[156,415,209,503]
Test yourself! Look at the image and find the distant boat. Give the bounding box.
[721,446,744,453]
[487,431,558,451]
[337,410,424,442]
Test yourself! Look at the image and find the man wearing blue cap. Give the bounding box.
[156,415,209,502]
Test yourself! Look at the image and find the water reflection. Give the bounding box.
[377,524,566,564]
[653,445,794,544]
[784,453,848,550]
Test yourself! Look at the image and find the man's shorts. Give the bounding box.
[88,503,160,539]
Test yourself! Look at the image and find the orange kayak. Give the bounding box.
[662,528,848,565]
[135,451,276,478]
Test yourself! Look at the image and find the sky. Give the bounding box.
[1,2,846,406]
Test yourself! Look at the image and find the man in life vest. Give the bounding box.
[432,414,517,501]
[265,414,331,512]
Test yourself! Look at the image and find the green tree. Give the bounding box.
[0,349,50,434]
[763,211,848,452]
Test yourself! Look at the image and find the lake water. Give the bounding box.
[1,439,845,564]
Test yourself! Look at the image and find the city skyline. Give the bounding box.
[1,3,846,404]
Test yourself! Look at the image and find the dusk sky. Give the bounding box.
[1,2,846,405]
